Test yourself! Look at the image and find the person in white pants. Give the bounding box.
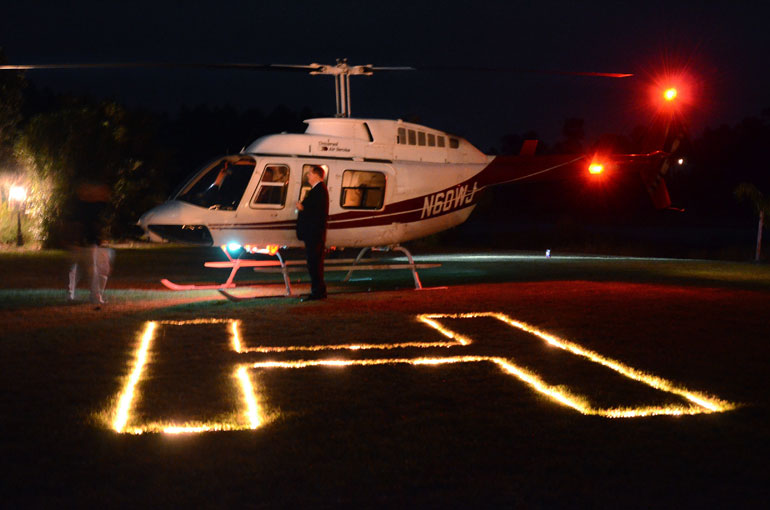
[65,180,113,308]
[68,244,114,306]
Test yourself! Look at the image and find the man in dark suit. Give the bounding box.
[296,166,329,301]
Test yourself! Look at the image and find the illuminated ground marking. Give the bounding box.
[420,313,735,416]
[233,315,470,353]
[111,319,261,435]
[113,321,156,433]
[111,313,735,434]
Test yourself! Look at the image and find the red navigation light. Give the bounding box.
[589,162,604,175]
[648,71,696,114]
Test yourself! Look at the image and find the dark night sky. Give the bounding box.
[2,0,768,150]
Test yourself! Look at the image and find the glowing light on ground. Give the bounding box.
[110,313,735,434]
[113,321,156,433]
[421,313,735,416]
[234,315,470,353]
[111,319,261,435]
[236,366,261,429]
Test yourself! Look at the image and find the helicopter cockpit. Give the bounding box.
[176,157,256,210]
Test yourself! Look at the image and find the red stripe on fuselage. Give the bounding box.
[208,154,586,232]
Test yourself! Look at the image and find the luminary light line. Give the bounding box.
[231,320,243,352]
[246,355,726,418]
[123,422,244,435]
[236,365,261,429]
[113,321,156,433]
[421,313,735,415]
[239,340,463,353]
[417,314,473,345]
[111,313,736,435]
[111,319,260,435]
[234,315,470,353]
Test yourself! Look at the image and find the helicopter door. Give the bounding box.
[298,164,330,202]
[250,164,291,210]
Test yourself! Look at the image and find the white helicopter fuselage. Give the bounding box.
[139,117,499,249]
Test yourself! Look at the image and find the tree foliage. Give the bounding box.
[0,48,25,164]
[734,182,770,217]
[15,99,170,245]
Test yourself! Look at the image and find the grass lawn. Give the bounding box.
[1,246,769,507]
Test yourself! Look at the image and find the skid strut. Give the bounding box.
[342,245,423,289]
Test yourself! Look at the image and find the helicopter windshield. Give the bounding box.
[176,158,256,210]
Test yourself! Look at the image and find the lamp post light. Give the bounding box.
[9,185,27,247]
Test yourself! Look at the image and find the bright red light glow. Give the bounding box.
[589,163,604,175]
[648,72,695,114]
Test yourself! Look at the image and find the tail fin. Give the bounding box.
[635,119,685,210]
[639,150,674,209]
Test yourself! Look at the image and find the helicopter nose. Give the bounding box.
[139,200,186,229]
[138,201,214,245]
[138,204,169,242]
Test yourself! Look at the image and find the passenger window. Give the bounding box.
[437,136,446,148]
[428,134,436,147]
[449,137,460,149]
[408,129,416,145]
[298,164,329,202]
[340,170,386,210]
[397,127,406,144]
[418,131,426,146]
[251,164,289,208]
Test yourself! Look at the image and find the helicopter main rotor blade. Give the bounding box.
[418,65,632,78]
[0,62,418,73]
[0,62,320,71]
[1,62,622,77]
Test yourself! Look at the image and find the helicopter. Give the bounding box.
[2,59,680,297]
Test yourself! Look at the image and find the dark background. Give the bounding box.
[2,0,767,146]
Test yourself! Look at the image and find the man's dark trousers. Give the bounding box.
[305,237,326,297]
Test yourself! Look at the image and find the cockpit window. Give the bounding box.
[176,158,256,210]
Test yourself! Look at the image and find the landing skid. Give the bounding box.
[161,246,293,295]
[160,244,442,300]
[161,279,237,291]
[217,288,296,302]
